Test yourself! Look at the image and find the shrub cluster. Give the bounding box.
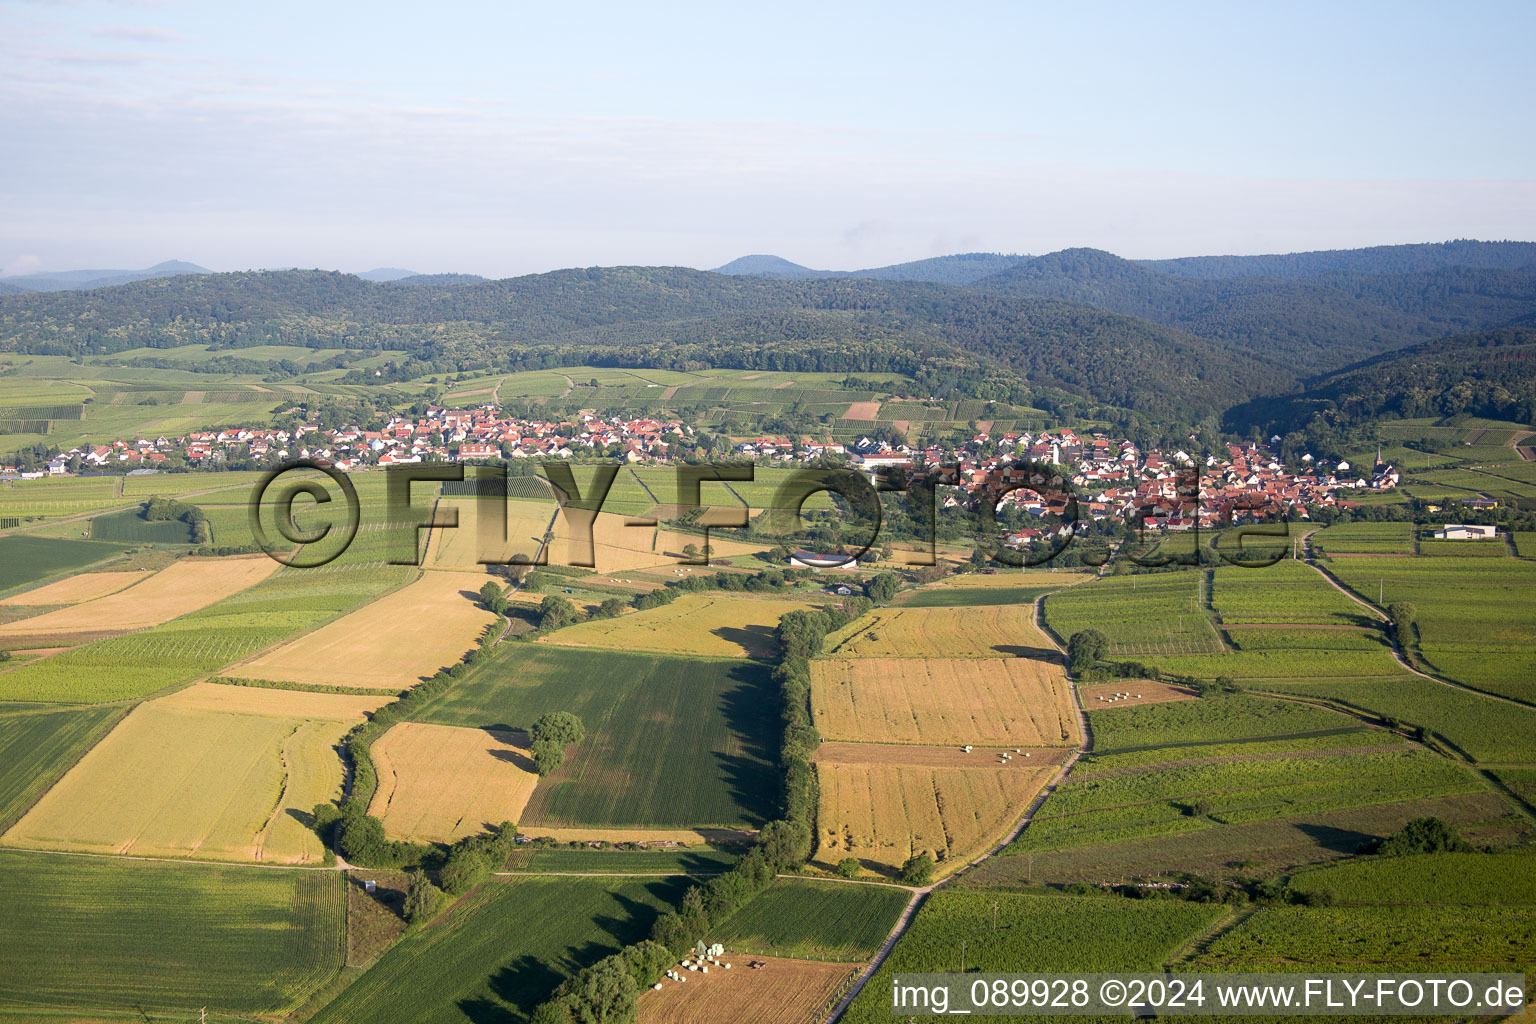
[144,496,211,544]
[529,710,585,775]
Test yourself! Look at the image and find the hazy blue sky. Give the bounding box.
[3,0,1533,277]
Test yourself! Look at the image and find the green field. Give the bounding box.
[1311,522,1415,555]
[1086,693,1353,751]
[414,645,779,828]
[1194,903,1536,973]
[0,535,127,593]
[709,879,911,962]
[89,506,195,543]
[1324,556,1536,703]
[841,892,1224,1023]
[1288,851,1536,905]
[1210,561,1371,624]
[1045,573,1223,655]
[504,847,738,874]
[0,705,125,830]
[310,875,687,1024]
[0,850,345,1018]
[1009,746,1481,852]
[1254,675,1536,763]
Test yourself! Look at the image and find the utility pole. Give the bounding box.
[959,940,967,974]
[993,900,999,931]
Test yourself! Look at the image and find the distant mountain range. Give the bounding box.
[1,240,1532,433]
[0,260,210,292]
[712,252,1033,286]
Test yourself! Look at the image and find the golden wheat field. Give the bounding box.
[0,556,279,639]
[429,497,557,572]
[234,569,498,688]
[0,571,145,606]
[637,956,858,1024]
[814,761,1056,872]
[820,604,1053,659]
[1078,681,1197,707]
[540,593,812,658]
[368,723,540,842]
[3,685,386,863]
[811,657,1077,746]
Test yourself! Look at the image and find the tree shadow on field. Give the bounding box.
[712,623,777,658]
[477,954,563,1021]
[286,806,316,830]
[714,664,779,826]
[992,643,1064,662]
[1295,821,1379,855]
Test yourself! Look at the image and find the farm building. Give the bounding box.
[1431,524,1497,540]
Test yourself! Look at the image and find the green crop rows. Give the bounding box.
[1288,851,1536,905]
[709,879,910,962]
[0,851,345,1018]
[415,644,780,828]
[0,535,128,594]
[1086,694,1351,751]
[0,705,125,830]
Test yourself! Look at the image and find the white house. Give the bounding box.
[1431,524,1497,540]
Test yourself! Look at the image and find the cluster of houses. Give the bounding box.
[3,408,1403,537]
[738,430,1403,542]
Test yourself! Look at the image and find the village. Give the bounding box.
[2,401,1403,530]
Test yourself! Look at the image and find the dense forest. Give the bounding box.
[1226,327,1536,433]
[2,240,1534,432]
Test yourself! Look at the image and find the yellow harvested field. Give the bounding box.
[235,570,498,688]
[843,400,883,419]
[0,571,144,606]
[815,741,1071,770]
[540,593,812,659]
[637,956,857,1024]
[811,658,1077,746]
[0,556,278,639]
[158,680,390,719]
[1079,681,1197,707]
[3,695,365,863]
[429,498,555,573]
[903,570,1093,593]
[815,761,1056,872]
[368,723,540,842]
[429,499,766,575]
[822,604,1054,659]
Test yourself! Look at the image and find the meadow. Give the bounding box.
[310,875,690,1024]
[89,505,195,543]
[0,704,124,831]
[369,722,539,842]
[414,645,779,828]
[543,593,812,659]
[841,892,1225,1023]
[811,657,1075,746]
[0,850,345,1017]
[709,879,911,961]
[4,684,386,862]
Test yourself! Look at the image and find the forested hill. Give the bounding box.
[712,252,1032,285]
[1139,240,1536,279]
[0,266,1290,423]
[975,248,1536,373]
[1226,326,1536,434]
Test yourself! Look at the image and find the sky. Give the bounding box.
[2,0,1534,278]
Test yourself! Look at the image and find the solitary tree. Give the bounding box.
[479,580,507,615]
[402,868,442,925]
[532,711,585,747]
[1067,629,1108,673]
[864,571,901,605]
[836,857,861,879]
[898,851,935,886]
